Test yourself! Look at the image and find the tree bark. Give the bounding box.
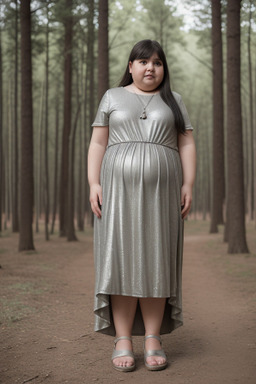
[12,0,19,232]
[51,91,59,235]
[67,102,81,241]
[19,0,35,251]
[98,0,109,101]
[44,3,50,240]
[59,0,73,237]
[226,0,249,253]
[247,0,254,221]
[210,0,225,233]
[77,60,83,231]
[0,23,3,232]
[36,80,45,233]
[87,0,95,225]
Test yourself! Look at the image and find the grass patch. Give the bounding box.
[8,281,49,295]
[0,297,36,325]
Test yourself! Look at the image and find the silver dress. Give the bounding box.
[92,87,193,336]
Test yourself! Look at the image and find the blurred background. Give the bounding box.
[0,0,255,253]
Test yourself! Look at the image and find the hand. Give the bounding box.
[89,183,103,219]
[181,184,193,220]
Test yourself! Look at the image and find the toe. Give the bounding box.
[113,356,134,368]
[147,356,157,366]
[158,357,166,365]
[147,356,166,366]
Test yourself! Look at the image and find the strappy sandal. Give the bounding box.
[144,334,168,371]
[111,336,136,372]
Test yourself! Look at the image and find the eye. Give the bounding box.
[139,60,147,65]
[154,61,162,66]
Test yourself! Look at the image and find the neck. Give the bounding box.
[131,83,159,95]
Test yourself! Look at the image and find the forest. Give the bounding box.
[0,0,255,254]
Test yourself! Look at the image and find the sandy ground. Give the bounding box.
[0,220,256,384]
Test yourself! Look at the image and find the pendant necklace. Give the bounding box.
[132,87,156,119]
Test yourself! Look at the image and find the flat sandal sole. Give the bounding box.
[112,363,136,372]
[145,362,168,371]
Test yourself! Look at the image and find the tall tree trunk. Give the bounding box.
[44,3,50,240]
[0,22,3,232]
[67,102,81,241]
[59,0,73,237]
[84,63,91,224]
[36,80,44,233]
[247,0,254,221]
[210,0,225,233]
[226,0,249,254]
[9,78,13,226]
[87,0,95,225]
[98,0,109,101]
[12,0,19,232]
[19,0,35,251]
[77,113,83,230]
[77,60,83,231]
[4,120,9,229]
[51,91,59,235]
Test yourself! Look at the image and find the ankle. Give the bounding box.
[144,335,162,349]
[114,336,133,350]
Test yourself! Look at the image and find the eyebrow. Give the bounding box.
[138,57,162,61]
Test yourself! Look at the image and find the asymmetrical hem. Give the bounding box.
[92,87,193,336]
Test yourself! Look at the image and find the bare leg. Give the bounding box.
[111,295,138,368]
[139,297,167,367]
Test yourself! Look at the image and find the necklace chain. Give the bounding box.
[131,86,157,120]
[136,94,154,119]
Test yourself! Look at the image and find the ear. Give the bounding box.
[129,61,133,73]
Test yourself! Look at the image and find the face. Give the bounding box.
[129,54,164,92]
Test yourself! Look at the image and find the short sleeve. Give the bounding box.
[178,96,193,131]
[92,90,109,127]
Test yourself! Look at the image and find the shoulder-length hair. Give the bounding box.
[119,39,185,134]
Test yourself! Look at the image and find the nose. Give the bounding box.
[147,61,154,71]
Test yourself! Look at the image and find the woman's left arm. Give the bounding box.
[178,131,197,219]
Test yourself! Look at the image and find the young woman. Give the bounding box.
[88,39,196,372]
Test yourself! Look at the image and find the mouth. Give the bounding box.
[145,75,154,79]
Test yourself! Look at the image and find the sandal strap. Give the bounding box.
[144,349,167,360]
[112,349,135,361]
[144,335,167,360]
[144,334,162,344]
[114,336,132,345]
[112,336,135,362]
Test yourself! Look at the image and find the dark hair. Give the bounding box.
[119,40,185,134]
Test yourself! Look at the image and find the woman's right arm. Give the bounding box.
[88,126,109,218]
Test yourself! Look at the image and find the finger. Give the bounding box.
[181,202,189,214]
[91,201,102,218]
[182,209,189,220]
[182,202,191,219]
[181,196,191,217]
[99,190,103,206]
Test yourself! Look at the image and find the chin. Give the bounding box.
[144,84,159,91]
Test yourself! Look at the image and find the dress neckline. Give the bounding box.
[122,86,160,97]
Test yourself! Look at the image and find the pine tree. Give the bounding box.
[210,0,225,233]
[19,0,35,251]
[226,0,249,253]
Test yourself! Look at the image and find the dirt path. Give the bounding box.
[0,222,255,384]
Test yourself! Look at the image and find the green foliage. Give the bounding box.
[0,0,255,224]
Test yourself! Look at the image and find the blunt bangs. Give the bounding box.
[129,40,166,64]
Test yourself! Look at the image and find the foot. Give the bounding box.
[144,335,167,368]
[112,337,135,369]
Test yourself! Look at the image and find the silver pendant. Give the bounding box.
[140,111,147,119]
